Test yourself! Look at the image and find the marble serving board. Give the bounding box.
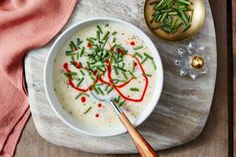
[24,0,217,154]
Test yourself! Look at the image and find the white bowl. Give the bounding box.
[44,17,163,137]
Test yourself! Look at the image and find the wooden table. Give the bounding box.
[14,0,233,156]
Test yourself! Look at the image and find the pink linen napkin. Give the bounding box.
[0,0,76,156]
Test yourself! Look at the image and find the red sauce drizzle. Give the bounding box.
[63,63,98,92]
[98,103,102,108]
[117,48,124,54]
[93,70,97,75]
[72,61,81,69]
[130,41,135,46]
[63,53,149,103]
[81,96,86,103]
[95,113,99,118]
[106,54,148,102]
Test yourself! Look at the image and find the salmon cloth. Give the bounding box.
[0,0,76,156]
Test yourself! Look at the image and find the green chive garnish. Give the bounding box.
[83,106,92,114]
[133,45,143,50]
[80,47,85,57]
[77,78,84,87]
[75,93,82,99]
[97,87,104,95]
[92,85,99,94]
[97,25,103,34]
[130,88,139,91]
[112,31,117,35]
[102,31,110,41]
[134,52,143,59]
[144,52,154,60]
[80,70,85,76]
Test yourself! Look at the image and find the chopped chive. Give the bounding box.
[77,78,84,87]
[70,72,77,76]
[118,100,126,107]
[133,45,143,50]
[102,34,109,49]
[65,50,73,54]
[102,31,110,41]
[83,106,92,114]
[128,70,137,79]
[113,65,119,75]
[116,66,126,72]
[95,83,103,86]
[112,37,116,43]
[105,23,109,27]
[144,73,152,77]
[96,31,100,41]
[130,88,139,91]
[73,76,80,81]
[141,57,148,64]
[177,0,192,5]
[144,52,154,60]
[134,52,143,59]
[64,73,71,80]
[92,85,99,94]
[80,47,85,57]
[90,75,96,82]
[107,87,113,94]
[76,38,83,46]
[121,71,128,80]
[70,41,77,51]
[97,25,103,34]
[112,31,117,35]
[75,93,82,99]
[66,53,77,56]
[71,55,75,62]
[151,60,157,70]
[86,38,94,44]
[182,24,191,32]
[105,84,109,91]
[97,87,104,95]
[82,92,90,97]
[76,51,79,60]
[117,95,121,102]
[80,70,85,76]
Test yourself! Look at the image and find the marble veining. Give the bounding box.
[25,0,217,153]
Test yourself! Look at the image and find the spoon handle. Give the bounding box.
[119,112,159,157]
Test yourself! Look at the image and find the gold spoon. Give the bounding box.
[86,79,159,157]
[144,0,205,41]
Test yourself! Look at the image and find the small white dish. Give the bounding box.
[44,17,163,137]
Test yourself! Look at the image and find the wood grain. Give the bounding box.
[15,0,229,156]
[233,0,236,156]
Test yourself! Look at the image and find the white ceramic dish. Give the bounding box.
[44,17,163,137]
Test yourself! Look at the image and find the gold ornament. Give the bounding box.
[191,55,204,69]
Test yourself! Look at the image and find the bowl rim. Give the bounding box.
[44,17,164,137]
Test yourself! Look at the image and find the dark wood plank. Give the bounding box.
[15,0,229,156]
[232,0,236,156]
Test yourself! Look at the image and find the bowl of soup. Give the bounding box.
[44,17,163,137]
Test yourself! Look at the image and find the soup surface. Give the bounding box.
[53,22,158,130]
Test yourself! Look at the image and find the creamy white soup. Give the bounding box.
[53,22,158,130]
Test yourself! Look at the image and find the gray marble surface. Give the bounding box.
[25,0,217,154]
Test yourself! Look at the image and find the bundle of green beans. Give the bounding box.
[150,0,193,34]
